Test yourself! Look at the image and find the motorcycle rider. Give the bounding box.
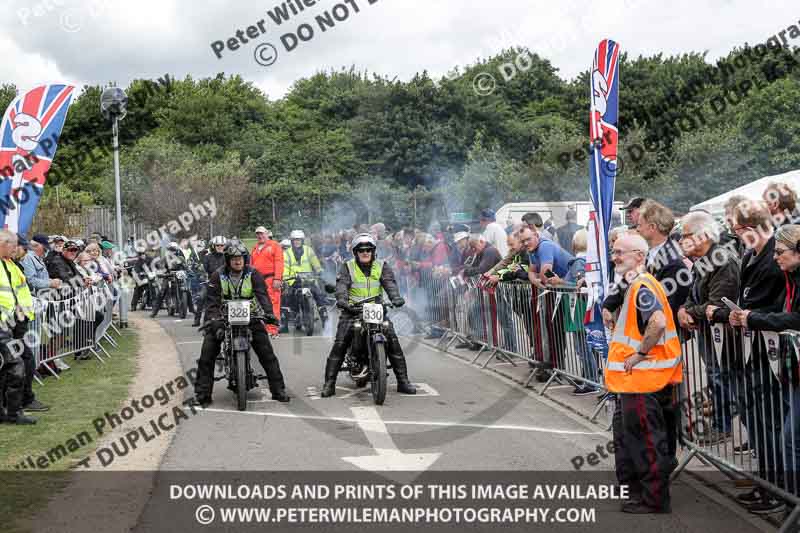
[321,233,416,397]
[193,242,289,406]
[195,236,227,325]
[180,239,204,324]
[130,246,158,310]
[204,236,227,276]
[283,229,328,328]
[149,242,189,318]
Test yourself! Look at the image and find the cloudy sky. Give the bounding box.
[1,0,797,99]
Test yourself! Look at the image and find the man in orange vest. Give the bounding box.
[603,233,682,515]
[250,226,284,336]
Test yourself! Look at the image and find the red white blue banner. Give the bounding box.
[0,84,75,235]
[585,39,620,348]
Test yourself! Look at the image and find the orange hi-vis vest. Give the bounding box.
[606,272,683,393]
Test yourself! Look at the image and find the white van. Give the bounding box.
[495,201,625,229]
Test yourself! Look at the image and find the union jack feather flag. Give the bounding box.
[0,84,75,235]
[584,39,620,349]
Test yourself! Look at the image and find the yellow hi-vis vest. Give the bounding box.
[220,270,262,316]
[0,259,34,323]
[347,259,383,305]
[284,245,319,286]
[606,272,682,393]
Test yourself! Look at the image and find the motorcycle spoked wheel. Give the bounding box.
[179,290,189,319]
[167,289,176,316]
[235,349,248,411]
[370,342,387,405]
[304,295,316,337]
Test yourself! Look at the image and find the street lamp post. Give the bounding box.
[101,87,129,327]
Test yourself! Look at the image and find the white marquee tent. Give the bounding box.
[690,169,800,216]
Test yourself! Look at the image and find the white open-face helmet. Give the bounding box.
[289,230,305,240]
[210,236,227,246]
[351,233,377,255]
[280,239,290,248]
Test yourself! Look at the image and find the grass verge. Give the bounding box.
[0,326,139,533]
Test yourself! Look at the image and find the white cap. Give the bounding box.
[453,231,469,242]
[255,226,270,234]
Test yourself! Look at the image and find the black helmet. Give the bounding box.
[224,242,248,259]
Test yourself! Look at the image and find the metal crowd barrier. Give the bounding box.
[30,282,124,382]
[674,321,800,531]
[413,272,606,394]
[408,267,800,529]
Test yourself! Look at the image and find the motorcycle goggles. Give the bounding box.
[354,246,375,254]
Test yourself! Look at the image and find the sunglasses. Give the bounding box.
[355,248,373,253]
[66,247,79,252]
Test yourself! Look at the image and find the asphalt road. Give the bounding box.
[130,310,771,533]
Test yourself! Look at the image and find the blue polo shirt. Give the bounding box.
[529,238,574,278]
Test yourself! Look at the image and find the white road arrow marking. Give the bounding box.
[341,406,441,471]
[336,383,438,399]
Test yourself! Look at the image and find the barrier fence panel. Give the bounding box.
[31,284,121,382]
[405,267,800,528]
[532,286,607,394]
[674,321,800,530]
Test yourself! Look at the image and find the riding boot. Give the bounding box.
[321,357,343,397]
[388,352,416,394]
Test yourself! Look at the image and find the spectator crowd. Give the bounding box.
[5,181,800,518]
[301,182,800,517]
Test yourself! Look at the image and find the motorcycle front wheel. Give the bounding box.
[179,290,188,319]
[167,290,176,316]
[235,349,248,411]
[304,295,316,337]
[371,341,387,405]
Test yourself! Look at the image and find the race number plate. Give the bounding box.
[362,303,383,324]
[228,300,251,325]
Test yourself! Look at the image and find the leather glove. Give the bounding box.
[337,301,360,315]
[391,297,405,308]
[264,314,280,326]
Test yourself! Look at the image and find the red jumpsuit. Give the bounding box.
[250,240,284,334]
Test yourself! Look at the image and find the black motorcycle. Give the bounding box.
[214,300,279,411]
[140,273,158,311]
[158,270,190,318]
[281,272,328,336]
[342,295,395,405]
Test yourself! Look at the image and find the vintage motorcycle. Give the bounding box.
[158,270,191,319]
[341,295,396,405]
[214,300,279,411]
[281,272,329,336]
